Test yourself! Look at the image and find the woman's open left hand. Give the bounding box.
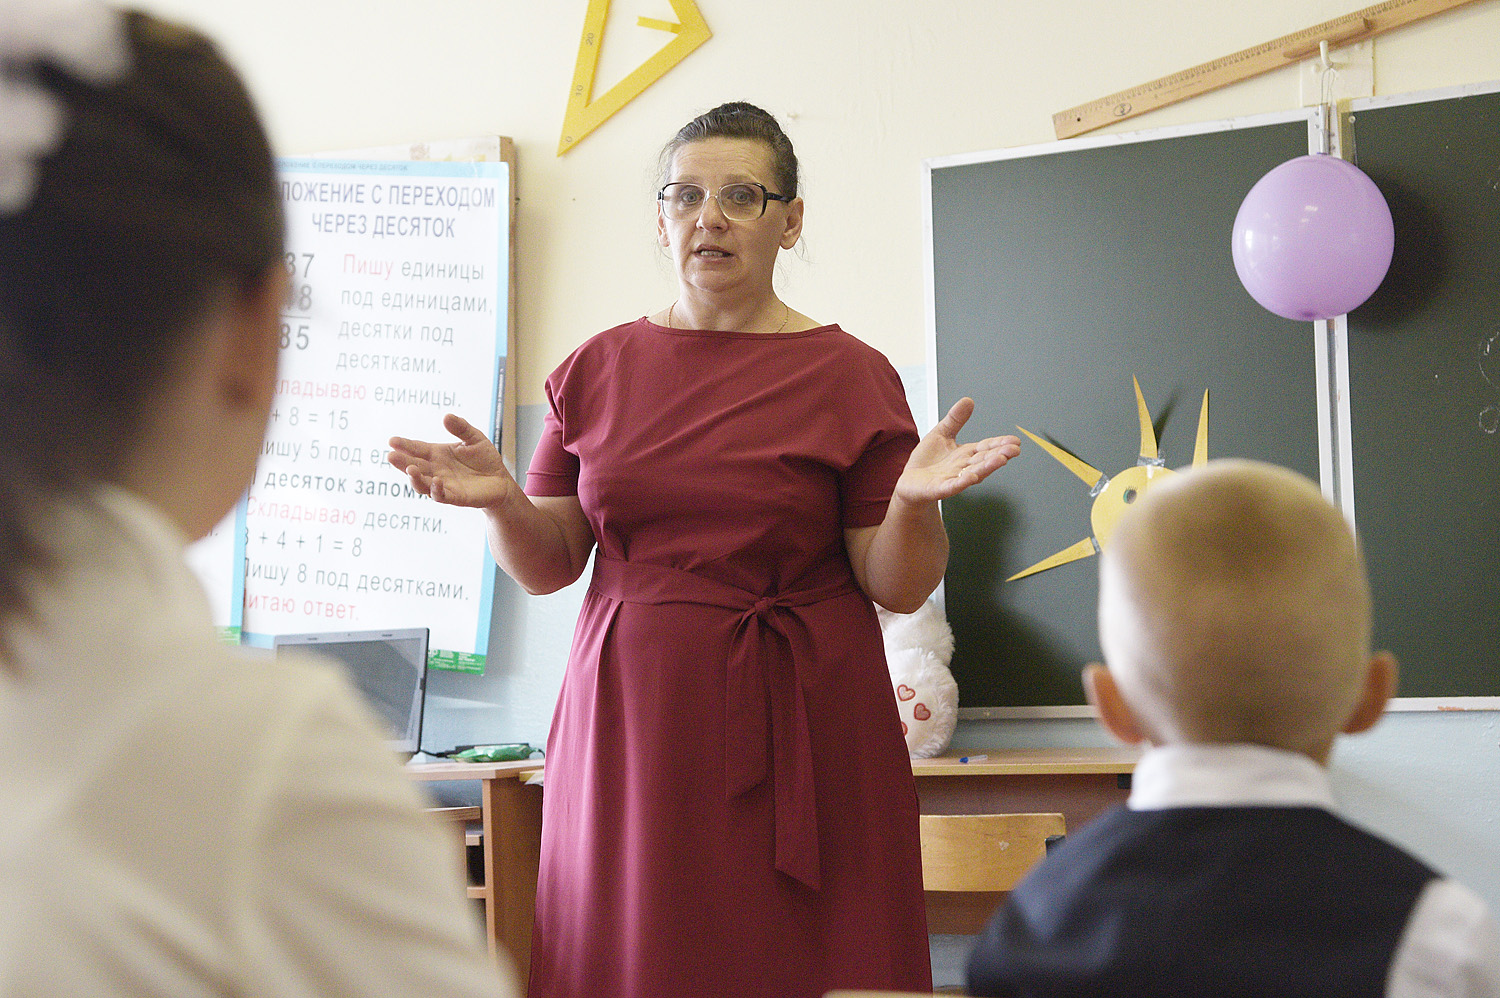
[893,397,1020,505]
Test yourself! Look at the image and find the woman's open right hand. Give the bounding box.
[387,412,517,510]
[390,413,595,594]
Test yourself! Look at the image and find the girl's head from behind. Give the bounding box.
[0,4,284,635]
[1092,459,1395,762]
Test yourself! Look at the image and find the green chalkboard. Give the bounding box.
[1343,83,1500,700]
[926,111,1325,712]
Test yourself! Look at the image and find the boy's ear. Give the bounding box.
[1341,651,1398,736]
[1083,662,1148,746]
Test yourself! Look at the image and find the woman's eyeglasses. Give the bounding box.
[657,182,792,222]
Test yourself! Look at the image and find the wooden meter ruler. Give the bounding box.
[1054,0,1486,139]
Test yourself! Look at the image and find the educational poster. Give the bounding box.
[241,156,510,674]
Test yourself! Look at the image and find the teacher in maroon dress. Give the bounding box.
[388,101,1021,998]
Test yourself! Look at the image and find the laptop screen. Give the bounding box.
[273,628,429,753]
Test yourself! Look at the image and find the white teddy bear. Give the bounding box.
[877,598,959,759]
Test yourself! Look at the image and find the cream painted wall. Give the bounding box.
[139,0,1500,405]
[140,0,1500,914]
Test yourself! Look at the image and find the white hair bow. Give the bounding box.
[0,0,130,213]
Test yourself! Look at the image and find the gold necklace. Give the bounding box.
[668,301,791,334]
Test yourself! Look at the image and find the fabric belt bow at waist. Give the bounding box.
[590,555,861,890]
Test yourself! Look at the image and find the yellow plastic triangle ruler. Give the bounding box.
[559,0,712,155]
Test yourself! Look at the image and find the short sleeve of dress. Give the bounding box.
[525,376,579,497]
[839,356,919,529]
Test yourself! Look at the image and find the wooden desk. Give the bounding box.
[407,760,543,980]
[912,747,1138,825]
[406,748,1138,967]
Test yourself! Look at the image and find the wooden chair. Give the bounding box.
[920,812,1065,935]
[824,816,1067,997]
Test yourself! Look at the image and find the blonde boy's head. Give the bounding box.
[1091,459,1394,761]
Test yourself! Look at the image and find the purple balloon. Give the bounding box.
[1231,154,1395,322]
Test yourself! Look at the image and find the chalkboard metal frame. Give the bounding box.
[924,108,1332,718]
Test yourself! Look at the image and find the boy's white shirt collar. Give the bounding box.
[1128,743,1337,811]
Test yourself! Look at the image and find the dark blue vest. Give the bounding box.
[967,806,1436,998]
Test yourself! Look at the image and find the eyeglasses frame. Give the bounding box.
[656,181,794,221]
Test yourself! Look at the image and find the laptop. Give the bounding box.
[274,627,430,756]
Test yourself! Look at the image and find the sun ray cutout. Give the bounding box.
[1008,378,1210,582]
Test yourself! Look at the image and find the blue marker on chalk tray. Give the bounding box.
[959,754,989,764]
